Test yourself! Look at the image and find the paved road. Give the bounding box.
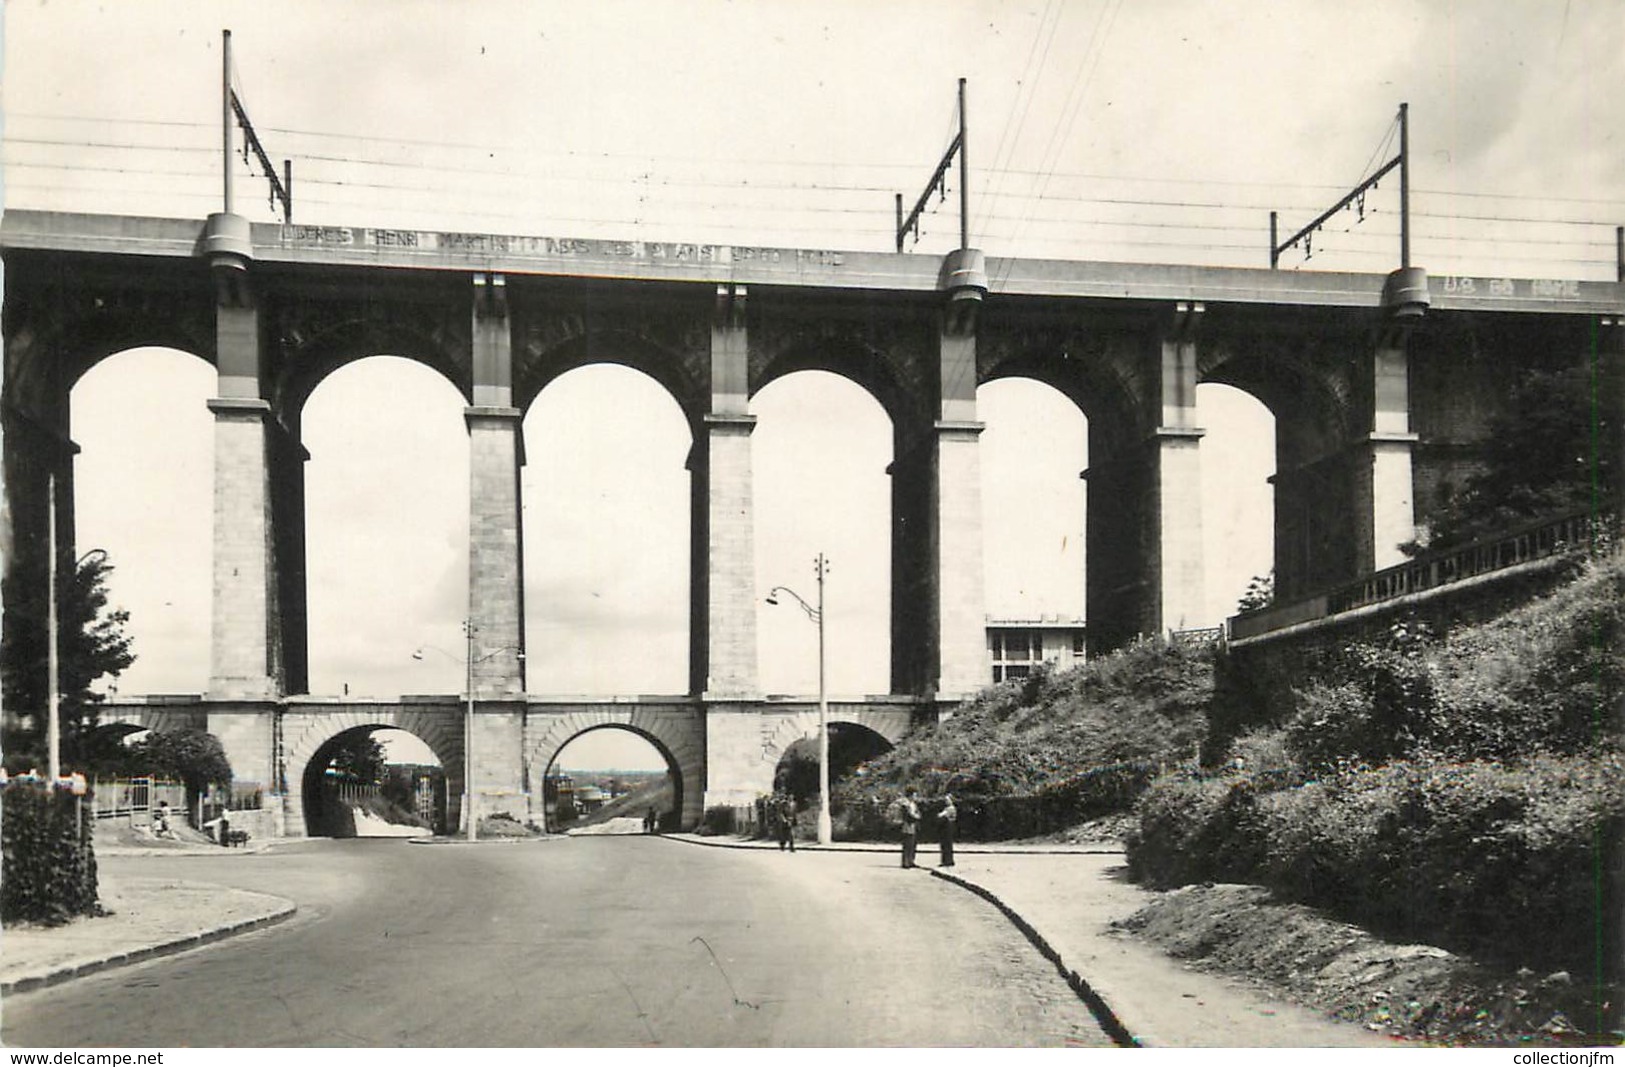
[3,837,1110,1047]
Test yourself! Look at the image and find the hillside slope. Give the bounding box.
[833,637,1214,832]
[1126,551,1624,1040]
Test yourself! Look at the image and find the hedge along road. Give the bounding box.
[3,836,1112,1048]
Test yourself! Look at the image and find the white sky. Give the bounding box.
[10,1,1622,767]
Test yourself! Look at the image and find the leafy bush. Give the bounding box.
[1,782,100,925]
[1428,554,1625,758]
[699,805,742,836]
[1123,772,1229,886]
[128,729,232,814]
[1266,558,1624,774]
[1284,624,1442,773]
[1224,729,1301,786]
[1127,753,1625,979]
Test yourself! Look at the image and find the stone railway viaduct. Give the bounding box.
[3,209,1619,834]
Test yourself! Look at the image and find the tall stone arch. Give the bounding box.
[522,703,705,831]
[280,703,464,838]
[2,260,216,715]
[750,292,938,695]
[1202,314,1376,600]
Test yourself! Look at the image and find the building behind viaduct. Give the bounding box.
[3,209,1619,834]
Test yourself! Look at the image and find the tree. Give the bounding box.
[1419,362,1621,553]
[128,728,232,813]
[0,551,136,772]
[326,732,386,785]
[1236,571,1275,614]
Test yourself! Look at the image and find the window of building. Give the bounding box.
[992,631,1041,661]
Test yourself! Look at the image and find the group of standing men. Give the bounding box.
[766,785,959,868]
[894,786,955,869]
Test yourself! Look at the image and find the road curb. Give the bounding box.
[662,833,1123,856]
[407,835,559,845]
[1,901,297,996]
[928,868,1141,1048]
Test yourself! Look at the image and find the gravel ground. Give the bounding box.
[1117,883,1619,1046]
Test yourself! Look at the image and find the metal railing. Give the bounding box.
[88,776,185,821]
[1230,503,1616,641]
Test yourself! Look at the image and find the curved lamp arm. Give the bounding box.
[412,645,526,665]
[765,586,820,623]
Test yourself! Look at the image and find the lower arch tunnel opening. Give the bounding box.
[301,726,447,838]
[543,726,680,835]
[772,721,894,837]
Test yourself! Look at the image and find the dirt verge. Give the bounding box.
[1115,883,1618,1046]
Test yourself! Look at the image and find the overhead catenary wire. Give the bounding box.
[9,165,1616,259]
[9,150,1617,241]
[13,111,1625,206]
[11,122,1624,214]
[7,178,1610,271]
[991,0,1125,286]
[979,0,1066,230]
[18,149,1618,229]
[7,124,1620,277]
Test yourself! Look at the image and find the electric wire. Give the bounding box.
[7,122,1619,275]
[979,0,1065,232]
[8,167,1613,258]
[11,125,1622,216]
[8,176,1609,270]
[9,153,1616,240]
[992,0,1124,286]
[12,112,1624,209]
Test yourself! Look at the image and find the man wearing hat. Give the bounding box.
[898,786,921,868]
[937,793,958,868]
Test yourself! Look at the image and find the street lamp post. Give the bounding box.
[413,624,523,843]
[767,553,833,846]
[464,619,476,843]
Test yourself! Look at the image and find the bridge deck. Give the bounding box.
[4,210,1620,314]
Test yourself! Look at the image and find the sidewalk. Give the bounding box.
[668,833,1392,1048]
[931,852,1392,1047]
[0,874,295,995]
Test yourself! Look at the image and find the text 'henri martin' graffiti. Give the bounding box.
[276,225,844,268]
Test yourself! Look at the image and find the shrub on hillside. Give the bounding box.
[1212,552,1623,763]
[1224,729,1301,786]
[1429,554,1625,758]
[1284,624,1443,773]
[1123,772,1228,886]
[1274,557,1624,771]
[1126,753,1625,979]
[953,761,1159,840]
[1,782,100,925]
[1367,755,1624,973]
